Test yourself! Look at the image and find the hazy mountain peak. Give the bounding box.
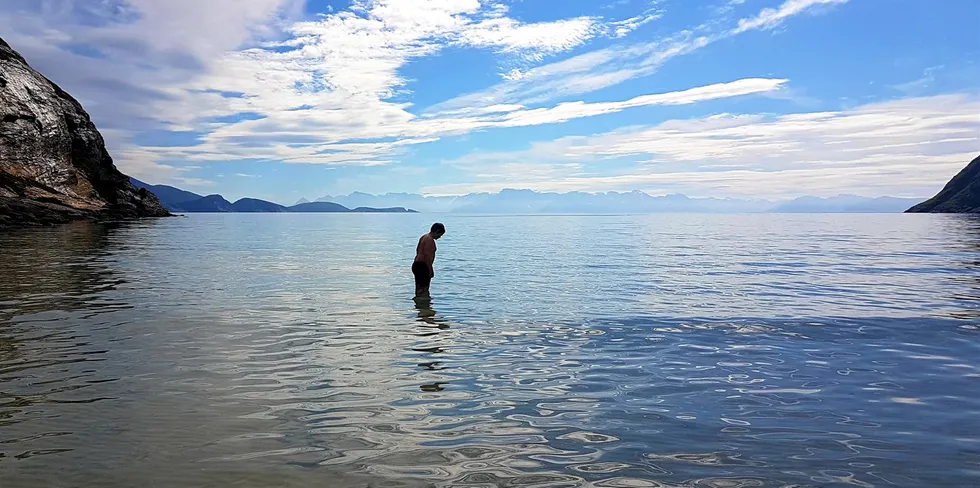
[308,189,923,214]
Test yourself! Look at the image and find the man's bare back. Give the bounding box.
[415,233,437,274]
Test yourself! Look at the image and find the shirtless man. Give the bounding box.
[412,223,445,299]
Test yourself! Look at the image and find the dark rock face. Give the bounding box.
[907,155,980,213]
[0,37,170,226]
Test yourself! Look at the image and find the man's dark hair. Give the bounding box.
[431,222,446,234]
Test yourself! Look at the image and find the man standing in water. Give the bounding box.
[413,223,445,299]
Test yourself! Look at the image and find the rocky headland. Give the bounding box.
[0,37,169,226]
[907,155,980,213]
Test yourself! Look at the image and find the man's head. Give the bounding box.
[430,222,446,239]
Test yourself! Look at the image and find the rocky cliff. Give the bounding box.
[907,154,980,213]
[0,37,169,226]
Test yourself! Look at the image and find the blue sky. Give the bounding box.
[2,0,978,204]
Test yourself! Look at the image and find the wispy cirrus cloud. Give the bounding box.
[733,0,848,33]
[139,78,788,165]
[429,0,851,113]
[607,8,664,38]
[423,94,980,198]
[458,15,601,61]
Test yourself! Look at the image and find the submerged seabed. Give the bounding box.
[1,214,979,487]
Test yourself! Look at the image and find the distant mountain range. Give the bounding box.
[771,195,926,213]
[131,178,924,214]
[305,189,923,214]
[129,179,416,213]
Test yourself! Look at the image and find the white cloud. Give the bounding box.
[716,0,750,12]
[147,78,786,165]
[422,94,980,198]
[431,0,850,113]
[608,9,663,38]
[500,69,526,81]
[484,78,787,127]
[459,16,600,61]
[734,0,848,34]
[425,34,701,114]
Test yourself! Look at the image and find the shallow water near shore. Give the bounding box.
[1,213,979,487]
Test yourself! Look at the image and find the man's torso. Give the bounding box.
[415,234,436,262]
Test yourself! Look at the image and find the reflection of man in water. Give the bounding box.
[412,223,445,299]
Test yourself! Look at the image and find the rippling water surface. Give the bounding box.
[1,214,979,487]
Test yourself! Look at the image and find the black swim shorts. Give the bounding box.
[412,261,431,288]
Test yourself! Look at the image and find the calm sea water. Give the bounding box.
[1,214,979,487]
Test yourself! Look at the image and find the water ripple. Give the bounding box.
[1,214,979,487]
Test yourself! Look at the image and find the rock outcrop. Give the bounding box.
[907,154,980,213]
[0,37,169,226]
